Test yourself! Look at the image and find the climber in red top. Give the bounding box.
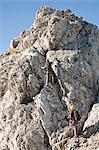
[68,99,77,125]
[67,98,80,137]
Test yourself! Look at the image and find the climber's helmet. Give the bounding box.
[69,99,76,111]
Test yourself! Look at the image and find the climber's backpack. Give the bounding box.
[75,110,80,121]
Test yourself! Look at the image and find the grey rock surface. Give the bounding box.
[83,103,99,138]
[0,6,99,150]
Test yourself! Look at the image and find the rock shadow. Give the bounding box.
[83,121,99,138]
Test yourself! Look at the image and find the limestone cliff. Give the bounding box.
[0,6,99,150]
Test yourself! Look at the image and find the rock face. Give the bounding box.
[0,6,99,150]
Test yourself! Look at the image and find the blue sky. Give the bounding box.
[0,0,99,54]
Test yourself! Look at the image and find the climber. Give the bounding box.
[67,98,80,137]
[68,99,77,125]
[42,60,57,85]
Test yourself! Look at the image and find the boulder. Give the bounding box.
[83,103,99,137]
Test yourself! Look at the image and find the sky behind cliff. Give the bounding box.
[0,0,99,53]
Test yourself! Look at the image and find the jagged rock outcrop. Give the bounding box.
[0,6,99,150]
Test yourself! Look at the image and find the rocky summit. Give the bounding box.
[0,6,99,150]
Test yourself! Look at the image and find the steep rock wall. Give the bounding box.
[0,6,99,150]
